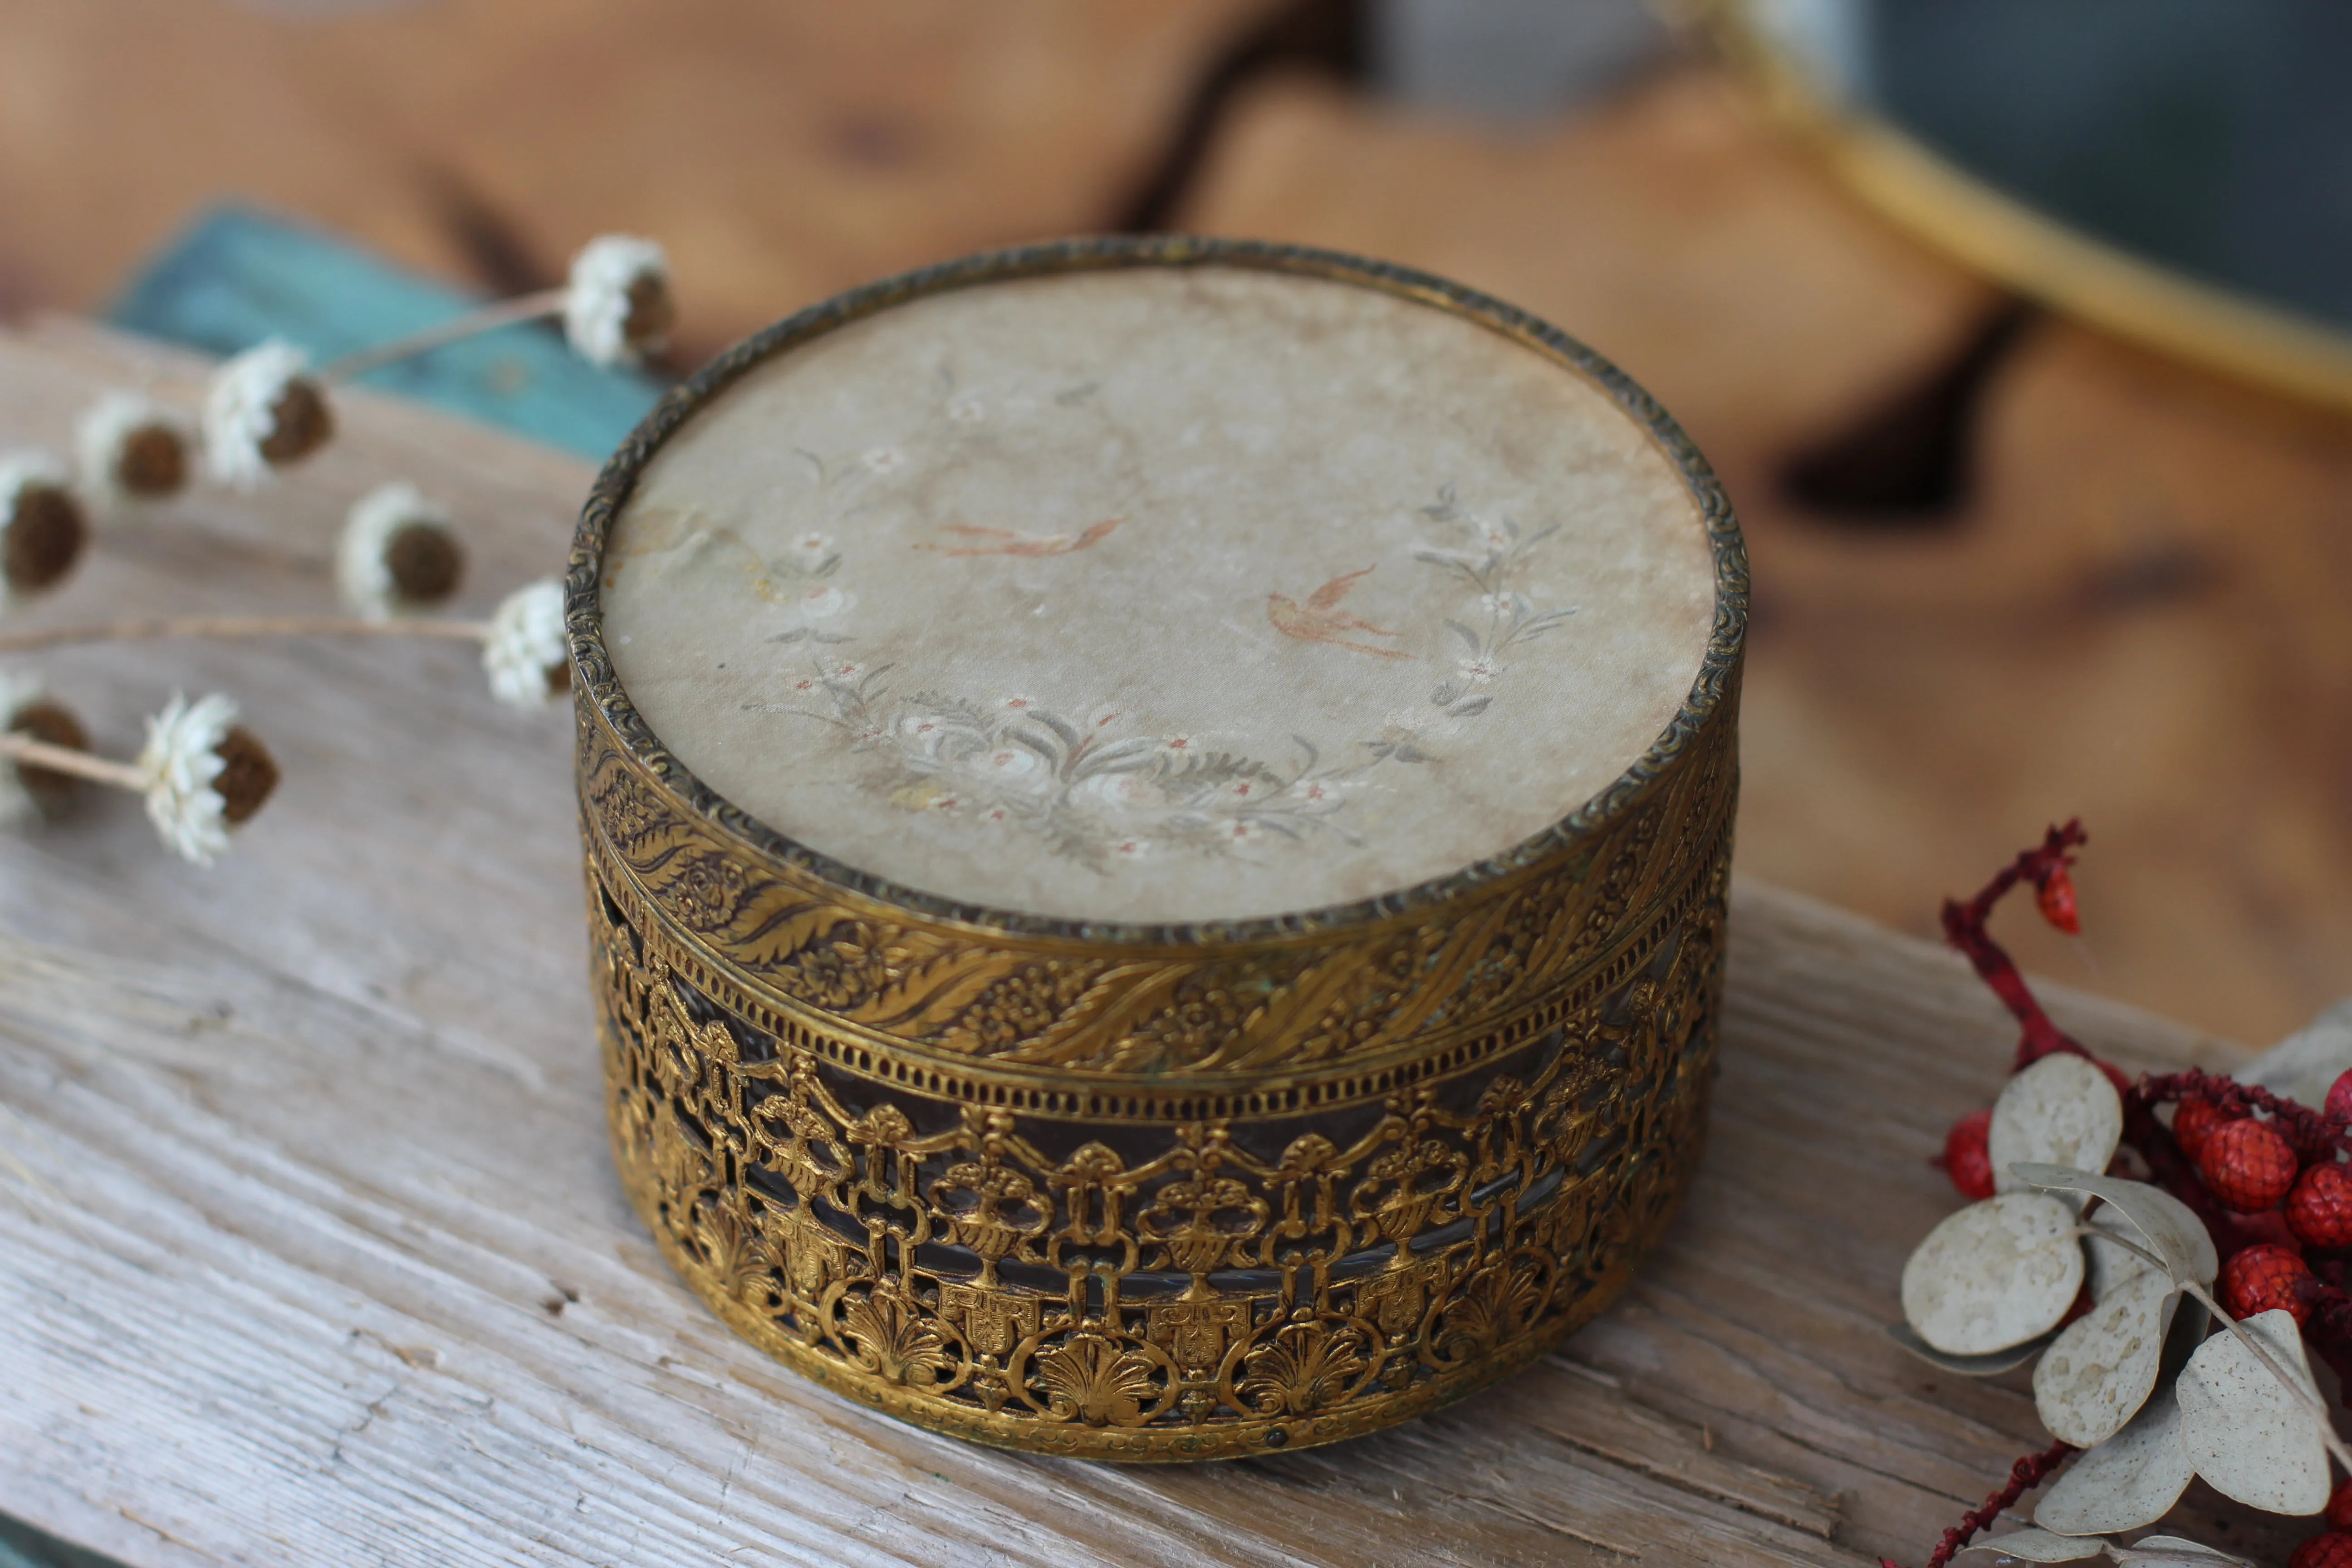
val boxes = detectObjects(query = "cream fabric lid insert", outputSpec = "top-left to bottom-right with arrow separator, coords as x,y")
603,266 -> 1714,924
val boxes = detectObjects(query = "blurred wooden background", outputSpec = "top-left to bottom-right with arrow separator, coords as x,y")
0,0 -> 2348,1046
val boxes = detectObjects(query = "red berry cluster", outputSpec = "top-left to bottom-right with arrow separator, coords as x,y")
1901,826 -> 2352,1568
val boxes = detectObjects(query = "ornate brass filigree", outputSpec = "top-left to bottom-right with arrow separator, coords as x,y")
571,237 -> 1747,1460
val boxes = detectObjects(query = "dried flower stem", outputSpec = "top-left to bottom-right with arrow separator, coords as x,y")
0,615 -> 492,654
315,289 -> 568,384
1882,1438 -> 2075,1568
0,730 -> 144,792
1940,819 -> 2092,1068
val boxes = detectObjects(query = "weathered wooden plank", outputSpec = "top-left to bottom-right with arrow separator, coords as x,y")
0,324 -> 2266,1566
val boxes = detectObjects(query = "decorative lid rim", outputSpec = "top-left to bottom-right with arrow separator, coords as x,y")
568,234 -> 1748,946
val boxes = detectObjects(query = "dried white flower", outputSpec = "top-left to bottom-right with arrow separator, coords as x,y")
0,451 -> 89,608
75,392 -> 191,507
337,482 -> 465,619
564,236 -> 673,368
134,691 -> 277,866
483,579 -> 569,708
204,341 -> 334,489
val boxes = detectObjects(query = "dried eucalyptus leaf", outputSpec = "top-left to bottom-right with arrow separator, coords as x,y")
1903,1192 -> 2087,1355
2009,1166 -> 2220,1286
1890,1320 -> 2057,1376
1991,1056 -> 2124,1195
2034,1384 -> 2194,1536
2110,1537 -> 2257,1568
2176,1307 -> 2330,1515
2034,1270 -> 2177,1446
1957,1527 -> 2109,1562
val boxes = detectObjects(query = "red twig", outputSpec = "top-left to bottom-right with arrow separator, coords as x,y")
1939,820 -> 2089,1070
1883,1439 -> 2076,1568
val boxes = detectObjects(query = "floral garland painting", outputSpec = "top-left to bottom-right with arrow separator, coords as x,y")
739,455 -> 1579,873
765,671 -> 1428,871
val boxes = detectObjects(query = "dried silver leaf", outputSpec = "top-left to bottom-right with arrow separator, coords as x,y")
2110,1537 -> 2257,1568
1890,1320 -> 2057,1376
2008,1166 -> 2220,1286
1958,1527 -> 2109,1562
2034,1270 -> 2176,1446
1903,1192 -> 2087,1355
2176,1307 -> 2330,1515
2034,1384 -> 2193,1536
1991,1056 -> 2124,1196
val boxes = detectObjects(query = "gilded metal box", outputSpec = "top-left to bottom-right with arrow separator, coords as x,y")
568,236 -> 1746,1460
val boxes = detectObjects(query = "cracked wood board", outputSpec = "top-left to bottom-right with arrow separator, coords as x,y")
0,323 -> 2251,1566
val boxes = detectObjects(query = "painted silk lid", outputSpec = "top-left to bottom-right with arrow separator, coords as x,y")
598,258 -> 1716,925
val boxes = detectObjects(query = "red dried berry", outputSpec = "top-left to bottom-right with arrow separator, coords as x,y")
2199,1117 -> 2300,1211
2329,1069 -> 2352,1126
2292,1534 -> 2352,1568
2221,1243 -> 2313,1326
1943,1108 -> 1995,1201
2171,1094 -> 2232,1162
2329,1475 -> 2352,1532
2035,866 -> 2080,934
2289,1161 -> 2352,1249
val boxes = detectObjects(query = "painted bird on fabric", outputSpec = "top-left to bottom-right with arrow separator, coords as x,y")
1267,566 -> 1408,658
922,519 -> 1122,557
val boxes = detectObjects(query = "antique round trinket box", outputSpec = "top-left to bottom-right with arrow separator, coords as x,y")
572,236 -> 1745,1460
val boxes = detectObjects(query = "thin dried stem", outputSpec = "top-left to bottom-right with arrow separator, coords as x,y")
317,289 -> 568,383
0,731 -> 144,792
1941,819 -> 2090,1068
0,615 -> 491,654
1883,1437 -> 2076,1568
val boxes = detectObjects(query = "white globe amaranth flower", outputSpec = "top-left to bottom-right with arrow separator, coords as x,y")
563,236 -> 673,368
337,481 -> 466,619
483,578 -> 570,708
75,391 -> 191,508
0,451 -> 88,608
134,692 -> 244,866
204,340 -> 333,490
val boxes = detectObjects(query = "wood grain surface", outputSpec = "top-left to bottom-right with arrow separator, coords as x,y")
0,327 -> 2278,1564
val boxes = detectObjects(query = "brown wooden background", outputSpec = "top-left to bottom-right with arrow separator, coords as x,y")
2,0 -> 2348,1046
